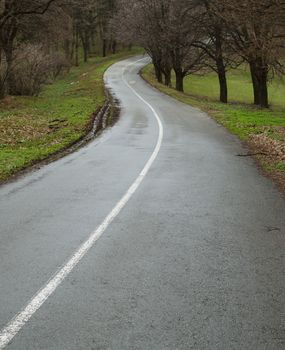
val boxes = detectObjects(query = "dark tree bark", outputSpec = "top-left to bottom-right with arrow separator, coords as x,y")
214,26 -> 228,103
0,17 -> 18,95
70,26 -> 76,62
257,67 -> 269,108
154,63 -> 163,83
152,55 -> 163,83
250,60 -> 269,108
90,30 -> 96,54
174,68 -> 184,92
164,68 -> 172,87
0,48 -> 5,98
216,57 -> 228,103
83,43 -> 88,62
63,39 -> 71,60
75,26 -> 79,66
112,40 -> 117,54
249,62 -> 260,105
81,30 -> 89,63
5,47 -> 14,94
0,0 -> 57,30
102,39 -> 107,57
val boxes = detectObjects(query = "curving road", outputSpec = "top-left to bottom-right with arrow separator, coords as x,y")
0,56 -> 285,349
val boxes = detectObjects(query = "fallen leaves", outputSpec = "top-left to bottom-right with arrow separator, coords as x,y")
0,114 -> 50,145
249,127 -> 285,194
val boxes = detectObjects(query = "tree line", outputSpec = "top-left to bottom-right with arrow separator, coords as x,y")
0,0 -> 118,98
116,0 -> 285,108
1,0 -> 284,108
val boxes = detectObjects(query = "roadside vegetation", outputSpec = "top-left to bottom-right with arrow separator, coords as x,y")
142,64 -> 285,192
116,0 -> 285,192
1,0 -> 284,188
0,49 -> 140,182
0,1 -> 140,182
117,0 -> 285,108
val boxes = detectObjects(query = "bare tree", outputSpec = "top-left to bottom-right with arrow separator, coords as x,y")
192,0 -> 240,103
215,0 -> 285,107
115,0 -> 169,83
69,0 -> 98,64
165,0 -> 206,92
116,0 -> 206,91
0,0 -> 59,96
97,0 -> 117,57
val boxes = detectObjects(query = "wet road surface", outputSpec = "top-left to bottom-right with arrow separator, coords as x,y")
0,56 -> 285,349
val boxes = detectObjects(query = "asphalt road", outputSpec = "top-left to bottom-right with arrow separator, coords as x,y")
0,56 -> 285,350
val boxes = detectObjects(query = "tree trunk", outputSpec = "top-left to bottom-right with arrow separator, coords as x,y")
90,30 -> 96,54
102,39 -> 107,57
174,69 -> 184,92
213,26 -> 228,103
112,41 -> 117,54
63,39 -> 70,60
5,46 -> 14,94
249,62 -> 260,105
83,43 -> 88,63
218,70 -> 227,103
216,59 -> 228,103
70,27 -> 76,61
250,61 -> 269,108
164,68 -> 171,87
0,82 -> 6,99
0,48 -> 6,99
80,30 -> 89,63
84,31 -> 89,62
75,27 -> 79,67
258,68 -> 269,108
154,63 -> 163,83
1,18 -> 18,95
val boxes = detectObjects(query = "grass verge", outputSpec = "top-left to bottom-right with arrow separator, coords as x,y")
141,64 -> 285,194
0,49 -> 141,183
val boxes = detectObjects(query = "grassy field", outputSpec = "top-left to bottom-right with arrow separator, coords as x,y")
0,49 -> 141,182
183,68 -> 285,109
142,65 -> 285,190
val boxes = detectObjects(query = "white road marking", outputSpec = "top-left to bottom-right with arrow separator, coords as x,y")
0,57 -> 163,349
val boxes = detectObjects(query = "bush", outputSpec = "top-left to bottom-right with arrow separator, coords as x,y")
10,44 -> 71,96
49,51 -> 71,79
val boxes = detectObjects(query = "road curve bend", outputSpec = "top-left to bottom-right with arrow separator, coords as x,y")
0,56 -> 284,350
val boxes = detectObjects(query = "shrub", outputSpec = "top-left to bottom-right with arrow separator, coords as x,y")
10,44 -> 70,96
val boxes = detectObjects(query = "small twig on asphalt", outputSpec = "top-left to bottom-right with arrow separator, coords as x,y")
236,152 -> 268,157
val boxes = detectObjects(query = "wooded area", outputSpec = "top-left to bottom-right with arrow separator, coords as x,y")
0,0 -> 284,108
0,0 -> 118,99
117,0 -> 285,108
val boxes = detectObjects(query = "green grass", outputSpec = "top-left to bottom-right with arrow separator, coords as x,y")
183,67 -> 285,110
141,64 -> 285,176
0,48 -> 142,182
